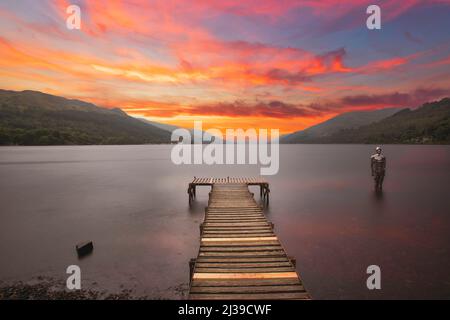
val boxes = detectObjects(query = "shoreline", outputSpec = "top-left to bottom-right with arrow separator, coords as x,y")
0,277 -> 188,300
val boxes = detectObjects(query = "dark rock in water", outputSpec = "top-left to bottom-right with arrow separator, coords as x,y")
76,241 -> 93,257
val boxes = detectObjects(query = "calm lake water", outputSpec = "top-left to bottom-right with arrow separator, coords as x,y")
0,145 -> 449,299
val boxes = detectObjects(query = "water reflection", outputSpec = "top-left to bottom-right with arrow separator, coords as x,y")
374,189 -> 384,201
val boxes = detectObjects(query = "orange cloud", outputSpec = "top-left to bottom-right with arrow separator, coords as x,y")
357,54 -> 420,74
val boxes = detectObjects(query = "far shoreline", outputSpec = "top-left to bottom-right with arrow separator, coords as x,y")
1,143 -> 450,147
0,277 -> 187,300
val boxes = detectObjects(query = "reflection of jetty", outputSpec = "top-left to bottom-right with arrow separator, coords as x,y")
187,178 -> 310,300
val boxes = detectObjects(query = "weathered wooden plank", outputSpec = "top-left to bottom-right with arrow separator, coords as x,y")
205,219 -> 266,222
206,214 -> 264,217
202,230 -> 274,234
201,237 -> 278,241
207,210 -> 263,213
190,284 -> 305,294
203,229 -> 273,234
202,234 -> 276,238
202,230 -> 274,235
189,292 -> 310,300
193,272 -> 299,280
195,267 -> 295,273
203,225 -> 272,230
201,236 -> 278,242
203,228 -> 271,231
207,207 -> 262,209
202,230 -> 273,235
200,246 -> 283,252
202,229 -> 273,233
204,222 -> 269,226
200,244 -> 282,249
207,213 -> 263,215
195,257 -> 290,263
206,216 -> 265,219
206,214 -> 265,217
206,205 -> 262,213
207,214 -> 264,216
201,242 -> 280,247
202,235 -> 275,239
202,237 -> 276,241
208,205 -> 260,208
191,278 -> 301,286
206,218 -> 267,222
195,262 -> 293,268
199,251 -> 286,257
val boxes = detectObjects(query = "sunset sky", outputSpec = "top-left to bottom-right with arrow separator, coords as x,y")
1,0 -> 450,133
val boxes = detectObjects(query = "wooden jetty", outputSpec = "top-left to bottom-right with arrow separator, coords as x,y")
188,177 -> 310,300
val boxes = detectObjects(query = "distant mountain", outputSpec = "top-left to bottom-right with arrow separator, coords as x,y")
282,108 -> 403,143
137,118 -> 222,143
137,118 -> 180,133
0,89 -> 171,145
311,98 -> 450,144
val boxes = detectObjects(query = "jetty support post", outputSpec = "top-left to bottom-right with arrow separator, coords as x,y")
288,256 -> 297,268
188,183 -> 193,205
189,258 -> 196,284
199,222 -> 204,236
261,183 -> 270,207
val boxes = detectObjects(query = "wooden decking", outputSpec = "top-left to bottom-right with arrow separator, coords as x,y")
188,176 -> 270,206
188,178 -> 310,300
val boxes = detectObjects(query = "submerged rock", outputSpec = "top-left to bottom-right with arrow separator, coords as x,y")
76,241 -> 93,257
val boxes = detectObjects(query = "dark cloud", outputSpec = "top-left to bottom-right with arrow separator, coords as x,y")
319,47 -> 347,60
404,31 -> 423,44
259,47 -> 350,84
341,88 -> 449,107
187,100 -> 323,118
264,68 -> 312,84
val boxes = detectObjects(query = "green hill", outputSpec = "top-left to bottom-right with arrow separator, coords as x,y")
0,89 -> 171,145
288,98 -> 450,144
281,108 -> 402,143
